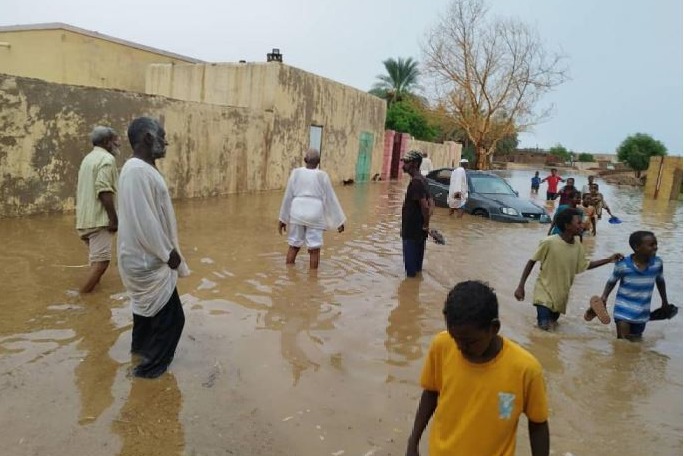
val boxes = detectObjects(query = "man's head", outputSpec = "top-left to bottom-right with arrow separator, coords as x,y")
401,150 -> 422,174
629,231 -> 658,257
590,183 -> 599,193
421,151 -> 428,158
304,148 -> 321,168
459,158 -> 469,169
566,177 -> 575,188
582,193 -> 592,207
443,281 -> 500,361
534,171 -> 539,176
551,168 -> 558,175
571,190 -> 582,206
127,117 -> 167,160
555,207 -> 582,236
588,175 -> 595,184
90,126 -> 120,156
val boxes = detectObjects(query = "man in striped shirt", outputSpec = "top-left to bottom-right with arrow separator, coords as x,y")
596,231 -> 670,340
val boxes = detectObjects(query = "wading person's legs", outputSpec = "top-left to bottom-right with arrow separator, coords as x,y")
81,229 -> 114,293
403,239 -> 421,277
133,289 -> 185,379
286,224 -> 306,265
305,227 -> 324,270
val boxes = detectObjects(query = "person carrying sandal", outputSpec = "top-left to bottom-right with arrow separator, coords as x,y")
586,231 -> 672,341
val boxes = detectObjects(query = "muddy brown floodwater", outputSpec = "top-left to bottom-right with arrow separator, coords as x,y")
0,169 -> 681,456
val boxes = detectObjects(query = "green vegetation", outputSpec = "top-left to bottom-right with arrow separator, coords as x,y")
548,144 -> 572,163
385,100 -> 438,141
370,57 -> 421,105
577,152 -> 594,162
617,133 -> 667,177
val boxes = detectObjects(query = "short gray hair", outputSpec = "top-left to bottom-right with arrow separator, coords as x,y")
90,126 -> 118,147
305,148 -> 321,162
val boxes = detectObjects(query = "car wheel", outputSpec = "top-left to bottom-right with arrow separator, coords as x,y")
472,209 -> 489,218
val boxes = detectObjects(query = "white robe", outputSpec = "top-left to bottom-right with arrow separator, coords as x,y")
447,166 -> 468,209
117,158 -> 189,317
278,167 -> 346,230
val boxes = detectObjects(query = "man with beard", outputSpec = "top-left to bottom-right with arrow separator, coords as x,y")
117,117 -> 189,379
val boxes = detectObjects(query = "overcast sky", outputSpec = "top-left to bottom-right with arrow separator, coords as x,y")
2,0 -> 681,155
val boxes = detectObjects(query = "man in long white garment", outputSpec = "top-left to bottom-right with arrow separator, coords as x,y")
117,117 -> 189,379
448,158 -> 469,217
278,148 -> 346,269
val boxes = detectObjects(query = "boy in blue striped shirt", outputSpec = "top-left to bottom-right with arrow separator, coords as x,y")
591,231 -> 670,340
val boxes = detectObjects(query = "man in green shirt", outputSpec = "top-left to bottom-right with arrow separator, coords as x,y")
76,126 -> 121,293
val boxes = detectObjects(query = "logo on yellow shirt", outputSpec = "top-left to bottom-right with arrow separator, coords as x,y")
498,392 -> 515,419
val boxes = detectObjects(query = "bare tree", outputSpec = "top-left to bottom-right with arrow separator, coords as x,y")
423,0 -> 568,169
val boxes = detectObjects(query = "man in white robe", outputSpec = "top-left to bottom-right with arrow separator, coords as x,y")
278,148 -> 346,269
448,158 -> 469,217
419,151 -> 434,176
117,117 -> 189,379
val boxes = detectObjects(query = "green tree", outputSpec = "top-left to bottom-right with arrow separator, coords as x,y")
577,152 -> 594,162
549,144 -> 571,163
616,133 -> 667,177
385,100 -> 438,141
370,57 -> 421,105
494,133 -> 519,156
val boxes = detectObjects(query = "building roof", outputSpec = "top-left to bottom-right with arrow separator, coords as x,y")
0,23 -> 203,63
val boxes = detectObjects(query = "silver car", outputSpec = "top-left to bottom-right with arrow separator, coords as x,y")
425,168 -> 551,223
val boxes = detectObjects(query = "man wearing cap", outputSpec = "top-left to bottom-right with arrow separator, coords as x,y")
448,158 -> 469,217
401,150 -> 431,277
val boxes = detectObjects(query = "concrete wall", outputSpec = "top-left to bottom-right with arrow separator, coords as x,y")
0,28 -> 196,93
0,73 -> 282,217
644,156 -> 683,200
146,63 -> 387,184
406,139 -> 461,169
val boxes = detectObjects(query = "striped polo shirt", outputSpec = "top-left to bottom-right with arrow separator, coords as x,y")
610,255 -> 664,323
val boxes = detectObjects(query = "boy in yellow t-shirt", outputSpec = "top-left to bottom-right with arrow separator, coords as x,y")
406,281 -> 550,456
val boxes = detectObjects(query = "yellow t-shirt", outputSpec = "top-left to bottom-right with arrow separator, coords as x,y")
531,234 -> 590,313
76,147 -> 118,232
420,332 -> 548,456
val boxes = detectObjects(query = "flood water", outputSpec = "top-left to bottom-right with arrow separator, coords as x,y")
0,169 -> 681,456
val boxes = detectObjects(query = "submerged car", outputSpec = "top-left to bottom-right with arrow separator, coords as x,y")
425,168 -> 551,223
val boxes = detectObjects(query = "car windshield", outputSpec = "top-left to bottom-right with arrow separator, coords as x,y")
470,175 -> 516,194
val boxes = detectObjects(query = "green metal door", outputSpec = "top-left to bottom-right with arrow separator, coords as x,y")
355,132 -> 374,182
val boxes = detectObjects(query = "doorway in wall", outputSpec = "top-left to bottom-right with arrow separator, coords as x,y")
309,125 -> 323,157
355,132 -> 374,182
390,132 -> 403,179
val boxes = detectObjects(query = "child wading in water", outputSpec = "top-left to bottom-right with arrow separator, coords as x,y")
586,231 -> 672,340
407,281 -> 550,456
515,208 -> 623,330
531,171 -> 541,194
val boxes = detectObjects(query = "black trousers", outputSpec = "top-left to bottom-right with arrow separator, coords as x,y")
132,288 -> 185,379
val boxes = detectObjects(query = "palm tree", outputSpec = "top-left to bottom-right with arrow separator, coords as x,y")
370,57 -> 421,105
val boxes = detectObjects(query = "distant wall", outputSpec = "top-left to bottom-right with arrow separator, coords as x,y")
0,29 -> 196,92
644,156 -> 683,200
146,63 -> 387,184
406,139 -> 461,169
0,73 -> 282,217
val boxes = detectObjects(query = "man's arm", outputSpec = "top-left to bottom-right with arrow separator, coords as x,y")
588,253 -> 623,270
528,421 -> 550,456
420,197 -> 431,231
515,260 -> 536,301
98,191 -> 118,232
406,390 -> 438,456
656,275 -> 669,308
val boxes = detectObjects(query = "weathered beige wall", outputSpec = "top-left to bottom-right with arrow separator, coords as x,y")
644,156 -> 683,200
406,139 -> 462,169
146,63 -> 387,183
0,73 -> 284,217
0,28 -> 196,93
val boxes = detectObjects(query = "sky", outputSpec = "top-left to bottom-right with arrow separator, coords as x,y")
2,0 -> 681,155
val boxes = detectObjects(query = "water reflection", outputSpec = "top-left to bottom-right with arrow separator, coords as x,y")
263,270 -> 340,385
385,279 -> 425,368
74,295 -> 125,425
112,374 -> 184,456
